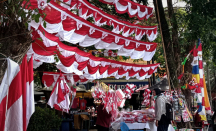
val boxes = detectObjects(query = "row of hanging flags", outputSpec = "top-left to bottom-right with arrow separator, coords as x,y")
0,56 -> 35,131
179,39 -> 213,121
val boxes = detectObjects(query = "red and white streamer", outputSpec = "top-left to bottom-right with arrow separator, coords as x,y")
27,30 -> 159,80
71,0 -> 157,41
99,0 -> 153,20
42,72 -> 93,86
27,1 -> 157,61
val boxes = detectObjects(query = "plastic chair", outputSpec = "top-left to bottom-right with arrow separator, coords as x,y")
120,122 -> 143,131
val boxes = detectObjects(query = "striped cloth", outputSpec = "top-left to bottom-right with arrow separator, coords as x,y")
191,41 -> 213,121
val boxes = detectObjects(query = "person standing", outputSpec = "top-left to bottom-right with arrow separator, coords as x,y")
153,88 -> 171,131
96,103 -> 112,131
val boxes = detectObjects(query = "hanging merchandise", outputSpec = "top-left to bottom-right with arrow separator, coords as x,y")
99,0 -> 153,20
70,0 -> 157,41
178,98 -> 185,110
48,73 -> 72,113
79,99 -> 87,110
123,84 -> 136,99
24,1 -> 158,61
142,89 -> 151,107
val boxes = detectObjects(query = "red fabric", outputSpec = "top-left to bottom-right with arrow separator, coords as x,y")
96,104 -> 112,128
79,99 -> 87,110
21,56 -> 28,131
57,82 -> 65,103
71,97 -> 78,108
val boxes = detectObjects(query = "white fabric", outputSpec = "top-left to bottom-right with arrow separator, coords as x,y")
147,31 -> 158,42
26,81 -> 35,127
58,46 -> 75,57
191,56 -> 198,66
0,59 -> 20,104
33,60 -> 43,69
75,54 -> 89,62
198,51 -> 202,60
117,48 -> 134,56
126,122 -> 150,130
79,36 -> 101,47
56,61 -> 83,75
199,69 -> 204,79
4,96 -> 23,131
115,1 -> 128,12
37,30 -> 58,47
128,2 -> 138,16
137,6 -> 148,18
146,122 -> 157,131
142,50 -> 156,61
41,22 -> 63,33
130,50 -> 145,59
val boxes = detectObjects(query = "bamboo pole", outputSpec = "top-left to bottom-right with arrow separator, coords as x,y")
155,0 -> 172,92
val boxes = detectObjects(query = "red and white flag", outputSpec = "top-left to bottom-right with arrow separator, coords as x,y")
48,74 -> 71,113
0,55 -> 35,131
26,56 -> 35,128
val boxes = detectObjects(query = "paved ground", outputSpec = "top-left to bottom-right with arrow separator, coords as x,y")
89,129 -> 97,131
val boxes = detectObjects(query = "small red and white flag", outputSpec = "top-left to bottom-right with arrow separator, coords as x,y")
48,73 -> 71,113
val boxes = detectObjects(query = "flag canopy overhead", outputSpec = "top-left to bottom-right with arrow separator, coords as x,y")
27,1 -> 157,61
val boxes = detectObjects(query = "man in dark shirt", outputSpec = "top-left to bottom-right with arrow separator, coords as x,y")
96,103 -> 112,131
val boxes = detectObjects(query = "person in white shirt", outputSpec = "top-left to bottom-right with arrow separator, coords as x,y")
153,88 -> 171,131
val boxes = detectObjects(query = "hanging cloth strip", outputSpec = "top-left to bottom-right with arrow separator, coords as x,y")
23,1 -> 158,61
27,33 -> 159,80
70,0 -> 157,41
99,0 -> 153,20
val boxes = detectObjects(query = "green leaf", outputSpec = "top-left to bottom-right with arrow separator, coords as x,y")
8,0 -> 11,4
12,6 -> 15,13
35,14 -> 40,23
37,38 -> 43,41
43,21 -> 46,28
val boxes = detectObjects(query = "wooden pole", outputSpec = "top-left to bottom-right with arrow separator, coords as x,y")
155,0 -> 172,92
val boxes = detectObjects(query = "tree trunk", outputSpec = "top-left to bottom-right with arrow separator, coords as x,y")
0,22 -> 32,83
167,0 -> 181,77
153,0 -> 178,88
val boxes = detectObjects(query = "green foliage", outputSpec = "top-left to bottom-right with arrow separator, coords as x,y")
27,107 -> 62,131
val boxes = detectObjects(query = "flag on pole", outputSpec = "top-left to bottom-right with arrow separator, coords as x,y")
0,58 -> 23,131
26,56 -> 35,129
0,55 -> 35,131
197,43 -> 213,116
191,40 -> 213,121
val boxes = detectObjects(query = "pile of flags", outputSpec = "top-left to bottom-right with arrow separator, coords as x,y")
0,55 -> 35,131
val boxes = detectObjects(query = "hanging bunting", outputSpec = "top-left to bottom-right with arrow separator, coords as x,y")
42,72 -> 93,86
26,1 -> 158,61
71,0 -> 157,41
27,36 -> 159,80
99,0 -> 153,20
